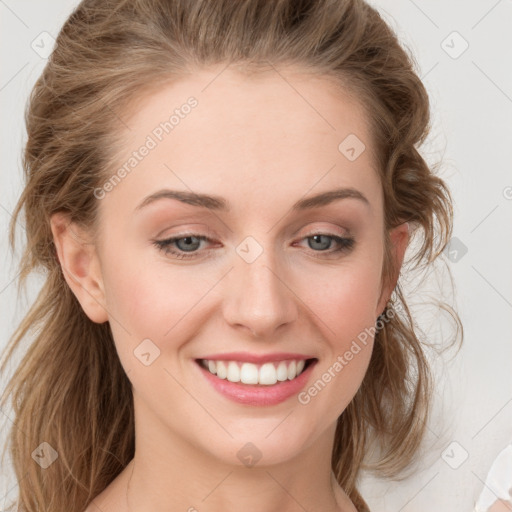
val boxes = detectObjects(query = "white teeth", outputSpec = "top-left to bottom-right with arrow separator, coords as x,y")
201,358 -> 309,385
259,363 -> 277,386
240,363 -> 259,384
216,361 -> 227,379
276,361 -> 288,381
287,360 -> 296,380
227,361 -> 241,382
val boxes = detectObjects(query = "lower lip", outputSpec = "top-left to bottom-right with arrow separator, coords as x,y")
196,360 -> 317,406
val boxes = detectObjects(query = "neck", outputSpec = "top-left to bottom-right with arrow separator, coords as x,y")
125,406 -> 357,512
126,459 -> 355,512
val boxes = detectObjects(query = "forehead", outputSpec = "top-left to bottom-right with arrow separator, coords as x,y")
103,66 -> 382,218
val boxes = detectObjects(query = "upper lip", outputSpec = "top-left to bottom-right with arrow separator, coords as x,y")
196,352 -> 315,364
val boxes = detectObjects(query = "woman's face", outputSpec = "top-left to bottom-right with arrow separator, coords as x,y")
74,66 -> 406,467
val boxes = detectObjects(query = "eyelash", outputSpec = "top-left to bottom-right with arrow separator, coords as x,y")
153,232 -> 355,260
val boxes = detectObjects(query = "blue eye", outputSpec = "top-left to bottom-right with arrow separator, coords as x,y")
303,234 -> 354,253
153,232 -> 355,260
153,234 -> 211,259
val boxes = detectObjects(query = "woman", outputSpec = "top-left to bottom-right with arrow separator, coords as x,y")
0,0 -> 461,510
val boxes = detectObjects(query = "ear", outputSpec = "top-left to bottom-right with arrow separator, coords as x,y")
376,222 -> 409,317
50,212 -> 108,324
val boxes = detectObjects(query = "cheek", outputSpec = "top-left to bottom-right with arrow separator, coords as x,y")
295,258 -> 383,407
302,257 -> 383,340
104,269 -> 207,331
294,292 -> 380,432
100,224 -> 384,373
99,241 -> 216,368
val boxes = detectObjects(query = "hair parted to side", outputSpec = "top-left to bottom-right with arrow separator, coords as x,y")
0,1 -> 462,511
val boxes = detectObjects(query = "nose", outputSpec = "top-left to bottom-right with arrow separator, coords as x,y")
222,247 -> 299,339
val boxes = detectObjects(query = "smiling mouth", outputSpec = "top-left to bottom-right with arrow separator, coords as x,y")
196,358 -> 317,386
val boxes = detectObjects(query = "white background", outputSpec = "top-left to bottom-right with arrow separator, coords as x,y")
1,1 -> 511,510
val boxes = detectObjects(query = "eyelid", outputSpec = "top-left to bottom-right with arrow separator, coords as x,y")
153,223 -> 217,240
300,226 -> 350,238
153,229 -> 355,261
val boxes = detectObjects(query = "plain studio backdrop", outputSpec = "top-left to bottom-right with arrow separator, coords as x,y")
1,1 -> 511,510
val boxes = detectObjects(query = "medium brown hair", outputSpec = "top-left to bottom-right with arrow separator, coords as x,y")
1,1 -> 461,510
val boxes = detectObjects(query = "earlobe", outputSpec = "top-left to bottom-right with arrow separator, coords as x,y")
50,212 -> 109,324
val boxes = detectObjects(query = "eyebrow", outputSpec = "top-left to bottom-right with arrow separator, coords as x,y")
135,187 -> 370,212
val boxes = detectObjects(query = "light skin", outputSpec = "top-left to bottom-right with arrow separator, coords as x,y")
489,500 -> 512,512
51,65 -> 409,512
